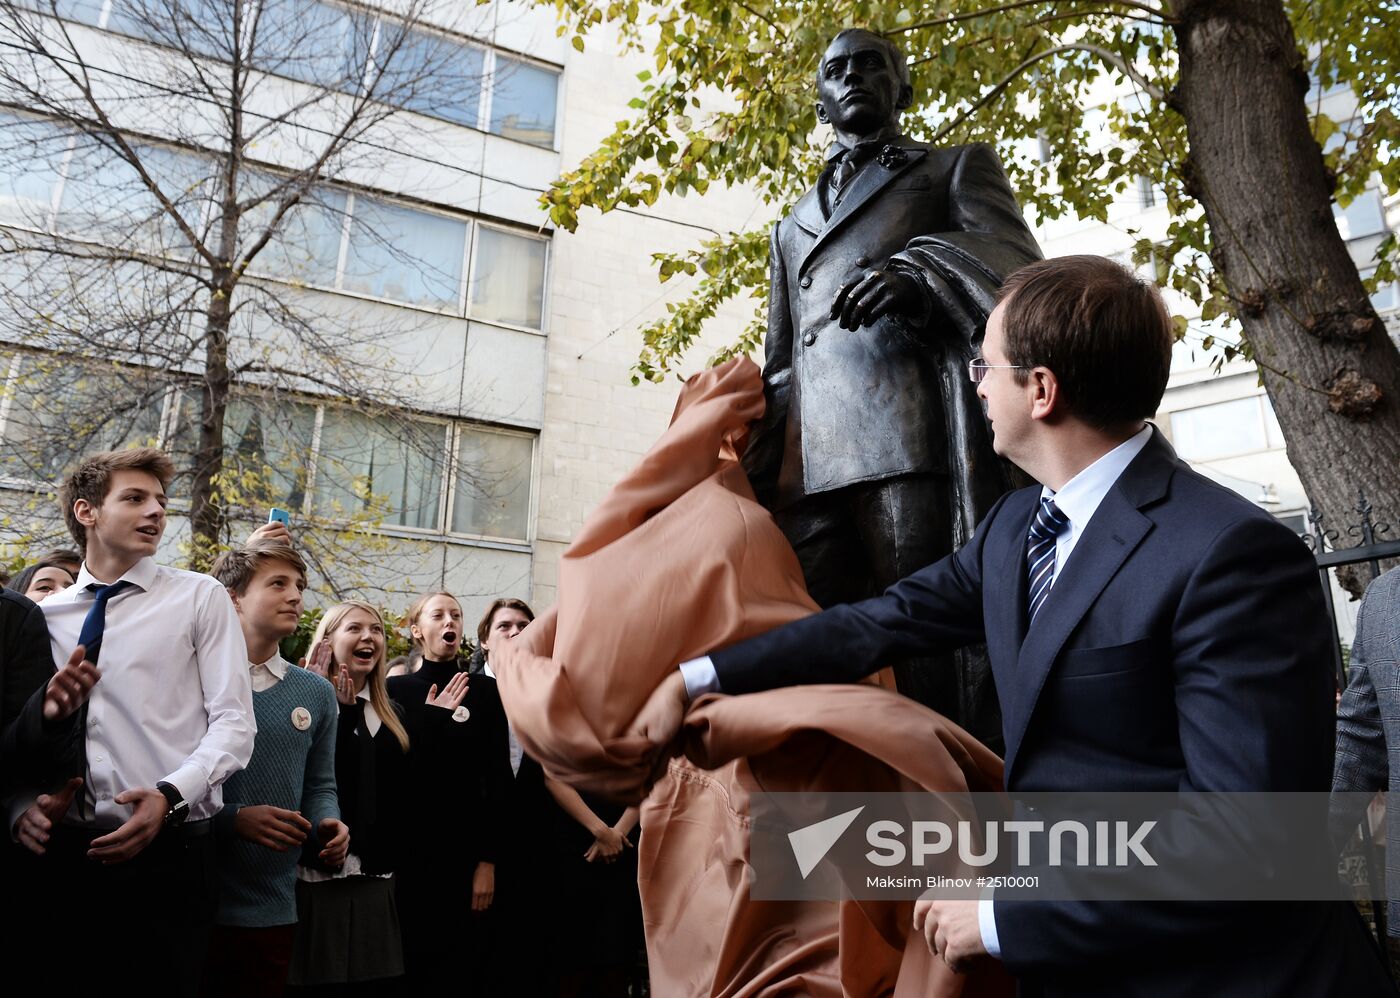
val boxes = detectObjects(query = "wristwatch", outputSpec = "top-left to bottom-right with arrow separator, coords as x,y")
155,781 -> 189,827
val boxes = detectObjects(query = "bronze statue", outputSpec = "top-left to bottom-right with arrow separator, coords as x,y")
743,28 -> 1044,748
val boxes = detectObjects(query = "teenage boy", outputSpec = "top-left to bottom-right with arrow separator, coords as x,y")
11,447 -> 254,993
207,539 -> 346,997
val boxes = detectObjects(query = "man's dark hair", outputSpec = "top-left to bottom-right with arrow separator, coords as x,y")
997,255 -> 1173,429
825,28 -> 911,90
59,447 -> 175,552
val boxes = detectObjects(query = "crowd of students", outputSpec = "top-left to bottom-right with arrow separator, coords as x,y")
0,446 -> 643,997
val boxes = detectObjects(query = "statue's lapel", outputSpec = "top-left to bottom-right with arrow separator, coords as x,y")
800,146 -> 927,276
789,185 -> 825,237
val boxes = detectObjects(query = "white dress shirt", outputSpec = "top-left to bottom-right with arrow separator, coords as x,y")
679,425 -> 1155,958
249,653 -> 288,693
40,557 -> 254,827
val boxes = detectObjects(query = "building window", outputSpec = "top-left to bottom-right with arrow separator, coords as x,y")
376,27 -> 486,128
470,225 -> 547,329
1168,395 -> 1282,461
0,354 -> 165,483
1136,175 -> 1158,210
0,111 -> 549,323
313,408 -> 446,530
1334,189 -> 1386,242
0,354 -> 536,542
489,55 -> 558,148
341,195 -> 468,309
451,427 -> 533,540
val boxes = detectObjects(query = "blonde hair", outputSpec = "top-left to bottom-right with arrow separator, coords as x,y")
405,590 -> 461,649
311,600 -> 410,753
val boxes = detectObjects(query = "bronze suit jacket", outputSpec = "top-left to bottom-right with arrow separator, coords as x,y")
747,139 -> 1042,539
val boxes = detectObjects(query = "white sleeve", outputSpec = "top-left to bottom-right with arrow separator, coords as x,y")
679,656 -> 722,700
979,888 -> 1001,958
160,583 -> 255,806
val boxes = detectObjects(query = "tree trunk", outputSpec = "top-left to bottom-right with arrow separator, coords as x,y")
189,275 -> 232,572
1174,0 -> 1400,590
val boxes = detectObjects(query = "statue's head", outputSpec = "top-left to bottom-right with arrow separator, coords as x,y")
815,29 -> 913,138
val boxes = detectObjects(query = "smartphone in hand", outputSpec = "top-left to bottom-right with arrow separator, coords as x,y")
268,507 -> 291,526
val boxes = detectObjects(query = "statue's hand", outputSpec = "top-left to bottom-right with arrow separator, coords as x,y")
830,268 -> 924,330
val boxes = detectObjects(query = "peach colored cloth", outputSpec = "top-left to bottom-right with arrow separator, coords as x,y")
495,357 -> 1011,998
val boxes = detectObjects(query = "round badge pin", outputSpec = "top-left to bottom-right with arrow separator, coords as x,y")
452,705 -> 471,723
291,706 -> 312,731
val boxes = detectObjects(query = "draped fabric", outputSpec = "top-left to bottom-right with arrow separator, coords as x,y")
494,356 -> 1011,998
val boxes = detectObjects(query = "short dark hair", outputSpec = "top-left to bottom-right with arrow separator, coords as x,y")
824,29 -> 911,90
997,255 -> 1173,429
210,540 -> 307,596
59,447 -> 175,552
476,597 -> 534,648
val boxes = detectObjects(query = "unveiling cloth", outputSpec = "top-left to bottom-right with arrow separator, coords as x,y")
494,356 -> 1011,997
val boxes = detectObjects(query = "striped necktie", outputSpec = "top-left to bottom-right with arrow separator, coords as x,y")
1026,498 -> 1071,622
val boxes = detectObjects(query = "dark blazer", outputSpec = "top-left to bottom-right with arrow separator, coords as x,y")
714,429 -> 1393,996
1,588 -> 80,795
747,138 -> 1042,513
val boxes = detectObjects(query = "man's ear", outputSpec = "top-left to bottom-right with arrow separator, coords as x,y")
73,498 -> 97,529
815,100 -> 829,124
895,83 -> 914,111
226,587 -> 242,611
1030,367 -> 1061,421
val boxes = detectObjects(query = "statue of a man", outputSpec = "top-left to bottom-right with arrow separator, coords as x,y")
743,28 -> 1043,747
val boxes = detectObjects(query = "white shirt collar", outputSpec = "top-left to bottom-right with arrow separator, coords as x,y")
250,654 -> 289,680
73,556 -> 158,593
1040,424 -> 1154,529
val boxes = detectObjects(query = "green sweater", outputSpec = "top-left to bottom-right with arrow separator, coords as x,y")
215,663 -> 340,927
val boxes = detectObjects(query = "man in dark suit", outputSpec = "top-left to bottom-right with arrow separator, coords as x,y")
743,28 -> 1041,738
636,255 -> 1393,995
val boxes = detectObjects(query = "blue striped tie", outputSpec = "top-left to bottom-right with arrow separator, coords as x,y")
1026,498 -> 1070,622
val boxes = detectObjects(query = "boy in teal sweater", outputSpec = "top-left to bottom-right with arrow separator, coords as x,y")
205,537 -> 348,997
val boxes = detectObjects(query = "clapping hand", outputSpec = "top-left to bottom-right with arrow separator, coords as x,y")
43,644 -> 100,721
14,777 -> 82,855
426,671 -> 470,711
304,639 -> 332,679
332,665 -> 357,706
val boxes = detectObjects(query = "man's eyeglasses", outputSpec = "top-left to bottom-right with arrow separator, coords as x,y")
967,358 -> 1028,384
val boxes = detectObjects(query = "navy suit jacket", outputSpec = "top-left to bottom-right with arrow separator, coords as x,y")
713,429 -> 1392,996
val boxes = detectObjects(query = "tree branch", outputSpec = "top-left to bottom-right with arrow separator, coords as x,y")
895,0 -> 1173,33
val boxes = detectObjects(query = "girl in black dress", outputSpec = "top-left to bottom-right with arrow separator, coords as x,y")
386,592 -> 511,993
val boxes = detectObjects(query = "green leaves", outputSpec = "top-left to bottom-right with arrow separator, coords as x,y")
538,0 -> 1390,374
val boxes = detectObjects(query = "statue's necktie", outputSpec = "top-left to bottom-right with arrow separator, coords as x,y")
1026,498 -> 1071,622
76,580 -> 133,664
831,144 -> 879,204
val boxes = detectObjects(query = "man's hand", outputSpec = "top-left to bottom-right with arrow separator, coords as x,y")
471,861 -> 495,911
317,818 -> 350,867
426,671 -> 470,711
14,777 -> 81,855
627,669 -> 688,754
43,645 -> 100,722
247,521 -> 293,547
87,787 -> 167,864
234,805 -> 312,852
831,269 -> 923,330
913,897 -> 987,973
